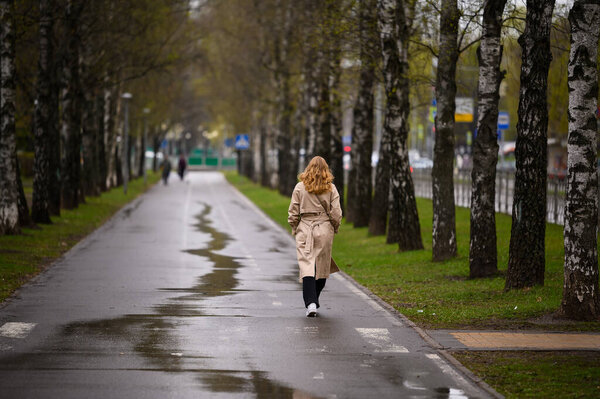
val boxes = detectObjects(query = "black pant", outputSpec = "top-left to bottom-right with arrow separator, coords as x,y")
303,276 -> 326,308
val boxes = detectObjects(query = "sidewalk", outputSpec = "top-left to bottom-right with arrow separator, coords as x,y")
429,330 -> 600,351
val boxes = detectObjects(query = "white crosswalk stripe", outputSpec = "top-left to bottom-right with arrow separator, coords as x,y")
0,322 -> 37,339
356,328 -> 409,353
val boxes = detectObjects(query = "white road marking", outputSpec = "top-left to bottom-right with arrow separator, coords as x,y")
0,322 -> 36,339
286,326 -> 319,335
272,301 -> 282,306
313,372 -> 325,380
425,354 -> 471,394
356,328 -> 409,353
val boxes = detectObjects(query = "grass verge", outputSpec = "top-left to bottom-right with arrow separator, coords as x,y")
452,351 -> 600,398
224,172 -> 599,331
0,173 -> 160,303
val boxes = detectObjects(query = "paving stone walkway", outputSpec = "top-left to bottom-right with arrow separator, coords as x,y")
428,330 -> 600,351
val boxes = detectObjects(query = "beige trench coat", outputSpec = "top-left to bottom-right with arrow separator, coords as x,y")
287,182 -> 343,282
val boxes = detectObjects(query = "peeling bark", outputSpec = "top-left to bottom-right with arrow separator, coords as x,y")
560,0 -> 600,320
0,0 -> 19,234
432,0 -> 459,260
506,0 -> 555,289
469,0 -> 507,278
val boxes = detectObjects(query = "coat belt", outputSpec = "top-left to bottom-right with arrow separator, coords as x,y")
299,217 -> 329,255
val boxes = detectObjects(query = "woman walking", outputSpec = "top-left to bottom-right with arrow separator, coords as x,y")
288,156 -> 342,317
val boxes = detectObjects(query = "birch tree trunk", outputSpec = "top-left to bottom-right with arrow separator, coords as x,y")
16,160 -> 31,227
432,0 -> 459,260
351,0 -> 376,228
259,119 -> 269,187
315,68 -> 331,161
82,85 -> 99,197
329,53 -> 345,215
275,0 -> 294,196
469,0 -> 507,278
378,0 -> 423,249
48,51 -> 61,216
505,0 -> 555,289
368,118 -> 391,236
105,83 -> 120,188
61,0 -> 83,209
32,0 -> 54,224
96,93 -> 107,192
0,0 -> 19,235
560,0 -> 600,320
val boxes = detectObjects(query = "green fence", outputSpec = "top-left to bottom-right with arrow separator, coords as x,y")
187,148 -> 236,168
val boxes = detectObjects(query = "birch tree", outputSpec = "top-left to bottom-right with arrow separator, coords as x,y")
469,0 -> 507,278
60,0 -> 84,209
560,0 -> 600,320
351,0 -> 377,228
0,0 -> 20,235
32,0 -> 55,224
505,0 -> 555,289
432,0 -> 459,260
377,0 -> 423,249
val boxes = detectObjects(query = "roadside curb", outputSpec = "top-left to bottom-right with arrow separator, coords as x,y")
335,271 -> 505,399
226,176 -> 505,399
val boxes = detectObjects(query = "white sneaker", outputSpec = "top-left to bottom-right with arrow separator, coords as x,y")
306,303 -> 317,317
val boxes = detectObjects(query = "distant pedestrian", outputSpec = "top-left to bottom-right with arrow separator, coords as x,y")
177,154 -> 187,181
288,156 -> 342,317
161,156 -> 171,185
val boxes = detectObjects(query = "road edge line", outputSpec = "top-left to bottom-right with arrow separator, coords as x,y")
225,174 -> 505,399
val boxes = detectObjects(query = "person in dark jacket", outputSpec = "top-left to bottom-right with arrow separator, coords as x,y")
161,155 -> 171,185
177,155 -> 187,181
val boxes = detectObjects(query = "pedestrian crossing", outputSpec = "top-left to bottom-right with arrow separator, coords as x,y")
0,321 -> 418,358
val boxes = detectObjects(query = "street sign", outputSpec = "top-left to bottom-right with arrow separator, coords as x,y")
498,111 -> 510,130
235,134 -> 250,150
224,138 -> 234,148
455,97 -> 474,122
342,135 -> 352,145
161,139 -> 168,149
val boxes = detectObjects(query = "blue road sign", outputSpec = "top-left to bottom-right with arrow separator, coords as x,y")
161,139 -> 168,149
235,134 -> 250,150
342,135 -> 352,146
224,138 -> 234,148
498,111 -> 510,130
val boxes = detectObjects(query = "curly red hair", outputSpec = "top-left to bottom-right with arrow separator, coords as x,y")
299,156 -> 334,194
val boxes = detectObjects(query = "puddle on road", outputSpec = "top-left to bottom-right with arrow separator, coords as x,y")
6,202 -> 306,396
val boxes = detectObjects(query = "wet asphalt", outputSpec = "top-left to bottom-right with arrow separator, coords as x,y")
0,172 -> 490,399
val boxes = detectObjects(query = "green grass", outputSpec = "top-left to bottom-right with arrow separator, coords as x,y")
453,351 -> 600,398
0,173 -> 160,303
225,171 -> 600,331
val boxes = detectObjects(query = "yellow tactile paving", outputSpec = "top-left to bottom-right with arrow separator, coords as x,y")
450,332 -> 600,349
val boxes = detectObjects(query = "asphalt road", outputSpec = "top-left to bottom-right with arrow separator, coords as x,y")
0,172 -> 490,398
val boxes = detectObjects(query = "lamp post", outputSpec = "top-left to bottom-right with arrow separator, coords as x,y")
143,108 -> 150,185
121,92 -> 132,194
